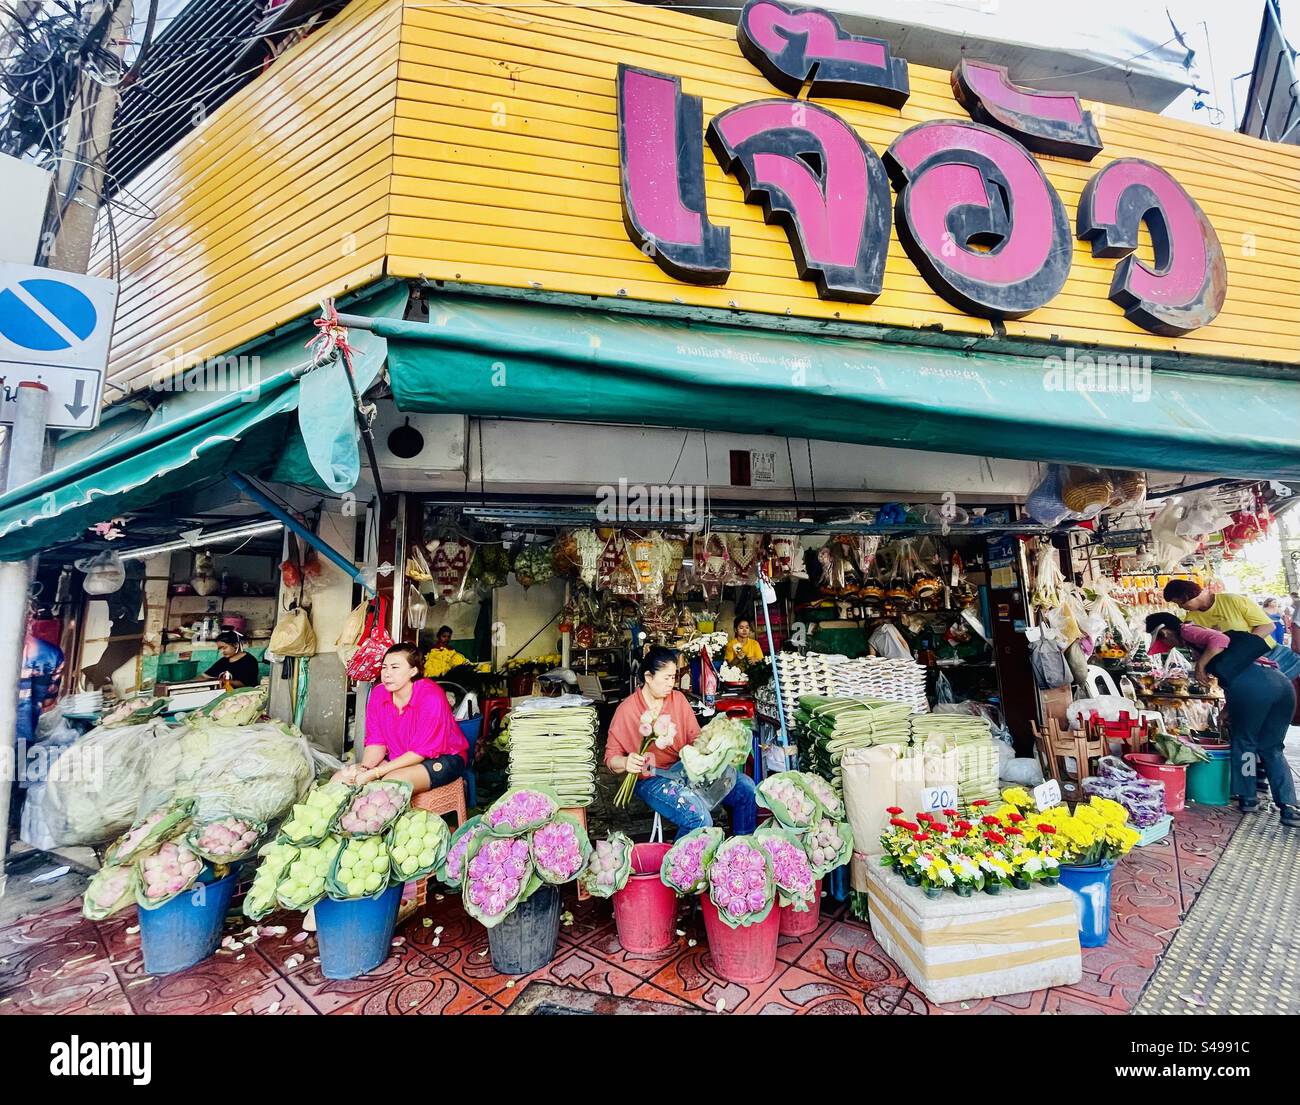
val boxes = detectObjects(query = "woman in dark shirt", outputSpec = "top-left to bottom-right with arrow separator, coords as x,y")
204,631 -> 261,688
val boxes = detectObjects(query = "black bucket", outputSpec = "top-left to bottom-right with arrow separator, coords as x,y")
488,884 -> 562,975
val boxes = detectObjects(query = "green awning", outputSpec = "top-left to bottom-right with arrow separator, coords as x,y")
382,296 -> 1300,480
0,284 -> 403,560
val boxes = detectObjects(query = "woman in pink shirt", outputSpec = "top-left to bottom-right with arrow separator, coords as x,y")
333,644 -> 468,794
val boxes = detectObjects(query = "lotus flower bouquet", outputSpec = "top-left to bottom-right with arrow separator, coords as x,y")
187,815 -> 265,864
463,835 -> 534,927
328,835 -> 392,899
388,808 -> 451,882
659,827 -> 724,894
530,814 -> 591,884
105,799 -> 194,866
578,832 -> 634,898
335,781 -> 410,837
243,841 -> 298,920
83,864 -> 138,921
756,772 -> 820,830
280,782 -> 354,846
755,826 -> 817,911
136,840 -> 205,908
485,787 -> 559,835
276,836 -> 344,910
440,816 -> 490,890
706,836 -> 776,928
679,715 -> 752,786
797,772 -> 844,819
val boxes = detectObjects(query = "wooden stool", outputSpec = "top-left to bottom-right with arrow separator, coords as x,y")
402,782 -> 469,917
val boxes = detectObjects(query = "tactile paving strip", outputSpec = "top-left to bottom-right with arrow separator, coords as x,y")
1136,811 -> 1300,1015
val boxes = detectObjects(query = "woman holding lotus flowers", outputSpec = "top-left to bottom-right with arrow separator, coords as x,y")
605,647 -> 757,834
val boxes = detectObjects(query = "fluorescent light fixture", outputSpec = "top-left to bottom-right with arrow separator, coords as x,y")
117,520 -> 284,561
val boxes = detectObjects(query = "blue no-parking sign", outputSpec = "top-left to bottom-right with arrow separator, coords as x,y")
0,261 -> 118,430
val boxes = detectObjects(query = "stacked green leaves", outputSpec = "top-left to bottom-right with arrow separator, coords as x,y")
505,704 -> 599,808
794,696 -> 913,793
910,715 -> 999,803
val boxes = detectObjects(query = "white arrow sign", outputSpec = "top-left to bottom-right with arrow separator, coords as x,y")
0,261 -> 118,430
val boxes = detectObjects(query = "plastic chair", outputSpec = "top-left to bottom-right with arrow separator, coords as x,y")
411,778 -> 467,826
1084,664 -> 1121,698
457,716 -> 481,808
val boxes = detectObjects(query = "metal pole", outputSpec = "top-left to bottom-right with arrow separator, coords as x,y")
0,383 -> 51,896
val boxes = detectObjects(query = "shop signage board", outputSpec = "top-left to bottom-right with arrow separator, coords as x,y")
0,262 -> 117,430
616,1 -> 1227,334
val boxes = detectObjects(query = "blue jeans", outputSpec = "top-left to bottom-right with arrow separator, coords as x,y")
634,763 -> 757,835
1268,644 -> 1300,680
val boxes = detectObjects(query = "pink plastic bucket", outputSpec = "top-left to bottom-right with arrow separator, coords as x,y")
777,879 -> 823,937
612,843 -> 677,955
701,896 -> 780,984
1125,753 -> 1187,813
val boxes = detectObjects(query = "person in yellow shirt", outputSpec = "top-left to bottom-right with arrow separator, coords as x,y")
725,617 -> 765,667
1163,581 -> 1300,679
424,624 -> 472,678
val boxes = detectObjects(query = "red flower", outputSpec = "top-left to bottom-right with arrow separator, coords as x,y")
942,808 -> 959,818
886,806 -> 904,816
1005,826 -> 1024,836
1008,812 -> 1026,823
971,800 -> 990,808
916,812 -> 934,823
898,820 -> 919,832
1038,824 -> 1057,835
985,831 -> 1007,845
914,832 -> 931,842
889,817 -> 907,828
956,820 -> 973,832
980,815 -> 1000,826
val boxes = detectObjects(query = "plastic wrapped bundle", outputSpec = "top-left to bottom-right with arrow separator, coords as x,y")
42,720 -> 177,846
794,696 -> 913,793
137,720 -> 338,826
1082,773 -> 1166,828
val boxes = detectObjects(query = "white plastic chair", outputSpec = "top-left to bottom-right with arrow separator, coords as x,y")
1084,664 -> 1121,698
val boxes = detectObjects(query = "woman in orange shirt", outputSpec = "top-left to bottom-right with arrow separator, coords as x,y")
604,647 -> 756,834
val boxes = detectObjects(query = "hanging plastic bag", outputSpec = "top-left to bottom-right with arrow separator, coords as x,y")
345,596 -> 393,683
270,605 -> 317,657
75,550 -> 126,596
1024,465 -> 1073,527
1029,636 -> 1071,689
406,583 -> 429,632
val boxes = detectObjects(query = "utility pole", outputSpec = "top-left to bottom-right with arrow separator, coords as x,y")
0,0 -> 134,896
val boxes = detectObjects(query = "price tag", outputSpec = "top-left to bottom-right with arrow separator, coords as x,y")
1033,779 -> 1062,811
919,784 -> 958,815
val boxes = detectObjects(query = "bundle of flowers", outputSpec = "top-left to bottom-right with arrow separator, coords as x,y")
804,815 -> 853,879
485,787 -> 559,836
530,813 -> 591,884
1032,796 -> 1140,866
334,781 -> 410,837
463,835 -> 535,928
756,772 -> 820,830
186,815 -> 265,865
83,864 -> 138,921
439,816 -> 489,889
104,799 -> 194,866
755,825 -> 817,911
276,836 -> 344,911
242,841 -> 298,920
279,782 -> 354,846
681,632 -> 727,657
798,772 -> 844,819
136,840 -> 205,909
707,836 -> 776,928
679,715 -> 752,786
578,833 -> 634,898
659,827 -> 724,895
388,808 -> 451,882
327,835 -> 392,899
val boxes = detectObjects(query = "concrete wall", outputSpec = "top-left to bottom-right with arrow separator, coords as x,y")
492,577 -> 567,667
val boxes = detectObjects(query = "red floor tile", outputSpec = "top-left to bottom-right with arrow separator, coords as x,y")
794,920 -> 912,992
331,971 -> 500,1016
894,985 -> 1047,1016
628,981 -> 698,1010
746,964 -> 902,1015
1042,988 -> 1127,1015
494,944 -> 648,1009
210,977 -> 320,1016
282,945 -> 446,1014
646,942 -> 779,1013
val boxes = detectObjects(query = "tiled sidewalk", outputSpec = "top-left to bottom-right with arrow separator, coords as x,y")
0,804 -> 1240,1016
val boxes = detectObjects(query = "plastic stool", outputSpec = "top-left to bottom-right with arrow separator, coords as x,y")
406,783 -> 467,914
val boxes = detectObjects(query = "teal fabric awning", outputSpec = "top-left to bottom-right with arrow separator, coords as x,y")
380,296 -> 1300,480
0,284 -> 402,560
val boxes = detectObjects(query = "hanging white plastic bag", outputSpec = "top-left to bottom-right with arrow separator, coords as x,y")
75,550 -> 126,595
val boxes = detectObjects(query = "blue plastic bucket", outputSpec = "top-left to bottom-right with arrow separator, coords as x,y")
314,884 -> 404,980
488,884 -> 561,975
138,869 -> 240,975
1056,860 -> 1116,948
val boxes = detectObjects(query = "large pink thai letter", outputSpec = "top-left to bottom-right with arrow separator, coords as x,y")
1077,158 -> 1227,336
951,60 -> 1103,161
707,100 -> 890,303
617,65 -> 730,285
737,0 -> 909,106
884,120 -> 1072,319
